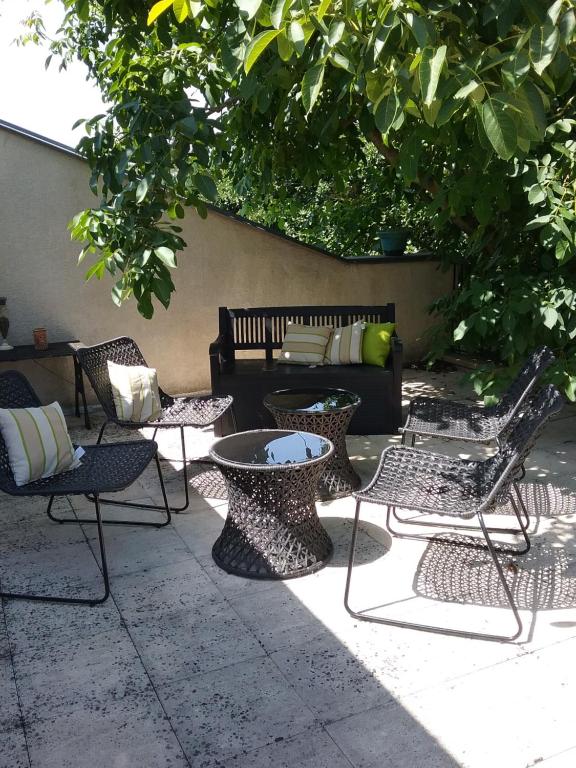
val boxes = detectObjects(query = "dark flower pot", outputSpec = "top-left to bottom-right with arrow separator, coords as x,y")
378,229 -> 409,257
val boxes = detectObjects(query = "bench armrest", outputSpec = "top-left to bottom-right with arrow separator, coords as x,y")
209,333 -> 235,381
390,334 -> 403,429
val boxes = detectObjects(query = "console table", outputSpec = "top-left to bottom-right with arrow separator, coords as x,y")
0,341 -> 91,429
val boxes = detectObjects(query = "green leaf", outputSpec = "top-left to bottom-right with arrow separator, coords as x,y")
404,12 -> 431,48
301,63 -> 325,114
173,0 -> 190,21
454,80 -> 481,100
374,91 -> 400,135
194,173 -> 217,201
501,51 -> 530,88
328,20 -> 345,46
277,31 -> 293,61
270,0 -> 291,29
560,10 -> 576,43
135,178 -> 149,203
244,30 -> 280,73
530,22 -> 560,76
235,0 -> 263,20
317,0 -> 331,21
453,319 -> 470,342
147,0 -> 173,25
419,45 -> 446,107
155,247 -> 177,269
288,22 -> 305,56
542,306 -> 559,329
481,98 -> 517,160
527,184 -> 546,204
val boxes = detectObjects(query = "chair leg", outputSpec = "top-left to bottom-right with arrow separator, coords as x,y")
344,501 -> 523,642
51,457 -> 172,528
512,481 -> 530,530
390,496 -> 530,543
0,496 -> 110,605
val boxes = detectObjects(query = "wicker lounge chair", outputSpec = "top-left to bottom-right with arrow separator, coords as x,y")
0,370 -> 170,605
400,346 -> 555,446
345,384 -> 563,641
77,337 -> 235,514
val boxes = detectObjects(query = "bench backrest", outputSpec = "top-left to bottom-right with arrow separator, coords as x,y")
219,305 -> 395,363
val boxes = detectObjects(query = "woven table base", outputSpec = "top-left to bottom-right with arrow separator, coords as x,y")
212,462 -> 333,579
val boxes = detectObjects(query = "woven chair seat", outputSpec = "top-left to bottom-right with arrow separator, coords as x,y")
355,446 -> 496,519
131,394 -> 233,429
1,441 -> 157,497
403,397 -> 504,442
401,347 -> 554,445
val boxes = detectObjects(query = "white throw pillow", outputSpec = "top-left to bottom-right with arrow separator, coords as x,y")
324,321 -> 366,365
278,323 -> 332,366
0,402 -> 84,487
107,361 -> 162,423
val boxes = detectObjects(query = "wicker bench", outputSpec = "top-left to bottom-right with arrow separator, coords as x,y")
210,305 -> 402,436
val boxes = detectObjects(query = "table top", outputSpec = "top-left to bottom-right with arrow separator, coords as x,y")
263,388 -> 361,414
0,340 -> 83,362
210,429 -> 333,469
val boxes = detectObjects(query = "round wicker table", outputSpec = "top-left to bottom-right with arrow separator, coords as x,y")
263,388 -> 362,500
210,429 -> 334,579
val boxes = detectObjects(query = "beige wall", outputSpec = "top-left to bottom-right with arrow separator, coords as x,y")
0,127 -> 451,407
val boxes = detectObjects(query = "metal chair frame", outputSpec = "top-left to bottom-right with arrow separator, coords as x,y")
345,385 -> 564,642
77,337 -> 236,515
0,371 -> 170,606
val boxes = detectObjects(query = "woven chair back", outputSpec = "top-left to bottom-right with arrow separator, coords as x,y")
497,346 -> 555,419
76,337 -> 149,422
482,383 -> 563,509
0,371 -> 42,490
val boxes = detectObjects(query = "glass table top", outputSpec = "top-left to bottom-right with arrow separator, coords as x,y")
210,430 -> 332,467
263,388 -> 361,413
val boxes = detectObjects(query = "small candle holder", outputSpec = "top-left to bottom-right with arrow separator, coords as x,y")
33,327 -> 48,351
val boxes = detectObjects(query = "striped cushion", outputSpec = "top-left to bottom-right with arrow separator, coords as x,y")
324,321 -> 365,365
0,402 -> 83,487
278,323 -> 332,366
108,361 -> 162,423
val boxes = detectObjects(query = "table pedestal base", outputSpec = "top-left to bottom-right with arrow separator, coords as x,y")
212,464 -> 332,579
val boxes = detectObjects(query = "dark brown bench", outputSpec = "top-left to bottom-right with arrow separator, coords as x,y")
210,305 -> 402,436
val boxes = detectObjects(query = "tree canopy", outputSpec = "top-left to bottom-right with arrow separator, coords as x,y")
43,0 -> 576,396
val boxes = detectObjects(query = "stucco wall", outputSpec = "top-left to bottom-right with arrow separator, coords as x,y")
0,126 -> 452,407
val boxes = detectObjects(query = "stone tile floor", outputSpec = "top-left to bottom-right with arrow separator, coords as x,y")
1,369 -> 576,768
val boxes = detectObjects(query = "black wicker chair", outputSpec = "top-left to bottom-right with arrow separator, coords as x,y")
0,370 -> 170,605
345,384 -> 564,641
77,337 -> 235,514
400,346 -> 555,446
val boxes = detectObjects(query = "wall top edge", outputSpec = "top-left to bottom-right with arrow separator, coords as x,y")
0,119 -> 438,265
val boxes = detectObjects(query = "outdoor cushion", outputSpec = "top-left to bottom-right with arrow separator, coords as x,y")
0,402 -> 83,486
278,323 -> 332,366
107,360 -> 162,422
324,321 -> 365,365
362,322 -> 396,367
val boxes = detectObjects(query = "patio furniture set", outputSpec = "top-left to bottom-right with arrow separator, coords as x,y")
0,311 -> 560,642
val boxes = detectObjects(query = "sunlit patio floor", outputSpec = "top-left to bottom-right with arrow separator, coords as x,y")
1,368 -> 576,768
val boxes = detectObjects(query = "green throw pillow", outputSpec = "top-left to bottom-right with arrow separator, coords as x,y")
362,322 -> 396,367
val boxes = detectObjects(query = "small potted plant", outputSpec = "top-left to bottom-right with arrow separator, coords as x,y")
377,194 -> 412,257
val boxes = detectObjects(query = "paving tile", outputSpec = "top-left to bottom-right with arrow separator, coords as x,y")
0,655 -> 23,736
87,525 -> 193,578
0,728 -> 30,768
25,692 -> 188,768
0,539 -> 103,597
203,727 -> 353,768
0,496 -> 73,533
171,507 -> 229,559
231,580 -> 337,654
125,601 -> 264,685
158,656 -> 318,763
271,635 -> 395,723
13,628 -> 150,719
4,597 -> 122,657
326,699 -> 463,768
196,554 -> 281,599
